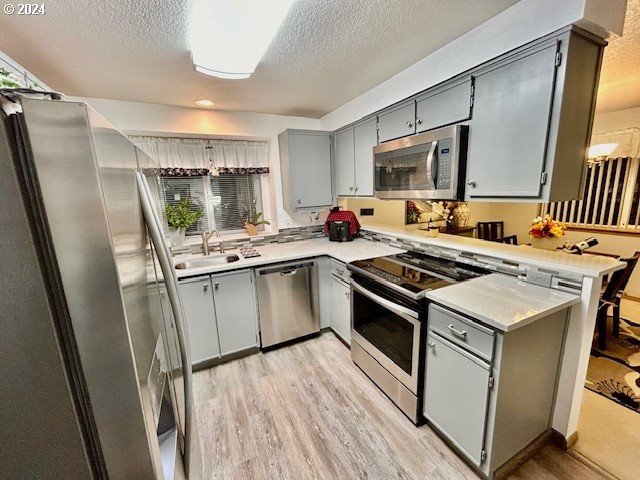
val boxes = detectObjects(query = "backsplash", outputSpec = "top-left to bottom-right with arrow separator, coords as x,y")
171,225 -> 326,255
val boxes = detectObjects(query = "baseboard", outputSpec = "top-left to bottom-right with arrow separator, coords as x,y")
551,429 -> 579,450
493,429 -> 553,480
192,346 -> 260,371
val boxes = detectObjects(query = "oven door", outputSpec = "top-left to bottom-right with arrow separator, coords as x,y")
373,125 -> 464,200
350,280 -> 421,394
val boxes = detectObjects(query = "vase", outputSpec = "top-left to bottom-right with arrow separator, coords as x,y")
531,236 -> 560,250
168,227 -> 185,247
245,223 -> 259,236
453,202 -> 470,227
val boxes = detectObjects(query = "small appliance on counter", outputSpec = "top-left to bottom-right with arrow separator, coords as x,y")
324,207 -> 360,242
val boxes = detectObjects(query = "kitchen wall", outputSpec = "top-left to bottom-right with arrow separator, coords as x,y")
79,97 -> 326,231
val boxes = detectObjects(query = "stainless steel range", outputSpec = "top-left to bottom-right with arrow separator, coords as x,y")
347,251 -> 486,423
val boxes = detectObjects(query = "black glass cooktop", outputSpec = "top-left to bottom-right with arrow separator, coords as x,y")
349,251 -> 486,296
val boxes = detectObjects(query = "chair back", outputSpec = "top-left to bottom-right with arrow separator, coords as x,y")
496,235 -> 518,245
602,251 -> 640,303
477,221 -> 504,241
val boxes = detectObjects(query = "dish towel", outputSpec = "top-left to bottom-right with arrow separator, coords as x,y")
323,207 -> 361,236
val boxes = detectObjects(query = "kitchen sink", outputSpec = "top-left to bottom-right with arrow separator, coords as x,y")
174,254 -> 240,270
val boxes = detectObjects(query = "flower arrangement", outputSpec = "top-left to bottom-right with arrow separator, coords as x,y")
529,215 -> 566,239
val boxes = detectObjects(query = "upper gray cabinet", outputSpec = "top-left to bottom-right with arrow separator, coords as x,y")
415,77 -> 473,133
465,29 -> 604,202
378,100 -> 416,143
335,127 -> 355,196
334,118 -> 377,197
279,129 -> 333,210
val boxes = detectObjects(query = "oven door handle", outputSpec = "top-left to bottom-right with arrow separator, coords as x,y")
351,280 -> 419,321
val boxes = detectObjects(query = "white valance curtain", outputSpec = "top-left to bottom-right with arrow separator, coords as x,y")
591,128 -> 640,159
130,136 -> 269,175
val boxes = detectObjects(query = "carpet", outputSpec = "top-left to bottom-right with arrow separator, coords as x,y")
587,315 -> 640,413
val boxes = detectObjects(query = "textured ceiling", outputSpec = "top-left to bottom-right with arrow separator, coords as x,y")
595,0 -> 640,113
0,0 -> 518,117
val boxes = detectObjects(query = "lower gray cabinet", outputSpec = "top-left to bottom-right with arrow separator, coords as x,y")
330,275 -> 351,344
179,276 -> 220,365
179,269 -> 258,368
211,270 -> 259,356
424,303 -> 569,477
424,332 -> 490,466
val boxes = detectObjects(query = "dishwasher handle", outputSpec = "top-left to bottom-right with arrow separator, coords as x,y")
257,260 -> 315,276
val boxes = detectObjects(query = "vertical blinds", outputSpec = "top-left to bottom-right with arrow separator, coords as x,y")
544,157 -> 640,230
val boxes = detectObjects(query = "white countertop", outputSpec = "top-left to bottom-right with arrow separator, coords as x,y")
362,224 -> 624,278
425,273 -> 581,332
173,237 -> 405,278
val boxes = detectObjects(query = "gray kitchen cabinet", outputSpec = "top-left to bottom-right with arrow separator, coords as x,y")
279,129 -> 333,210
353,117 -> 377,196
424,332 -> 490,466
179,276 -> 220,365
334,118 -> 377,197
212,269 -> 259,356
415,77 -> 473,133
329,260 -> 351,345
423,303 -> 569,478
377,100 -> 416,143
465,29 -> 604,202
335,127 -> 355,196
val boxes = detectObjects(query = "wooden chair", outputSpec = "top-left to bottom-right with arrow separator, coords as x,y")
495,235 -> 518,245
477,221 -> 504,241
596,251 -> 640,350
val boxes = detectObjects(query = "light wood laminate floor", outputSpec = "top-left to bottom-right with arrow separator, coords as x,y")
193,333 -> 604,480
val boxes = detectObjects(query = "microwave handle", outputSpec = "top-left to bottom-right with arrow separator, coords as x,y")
426,140 -> 438,190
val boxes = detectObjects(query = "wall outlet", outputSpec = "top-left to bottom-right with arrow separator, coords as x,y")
360,208 -> 374,216
525,269 -> 553,288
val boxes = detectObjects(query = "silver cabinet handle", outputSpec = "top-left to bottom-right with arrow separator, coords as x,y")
447,324 -> 467,338
348,186 -> 353,191
416,118 -> 422,125
354,186 -> 358,192
280,269 -> 298,276
297,199 -> 302,204
428,341 -> 436,348
406,121 -> 413,128
467,180 -> 477,187
203,283 -> 208,292
214,281 -> 219,290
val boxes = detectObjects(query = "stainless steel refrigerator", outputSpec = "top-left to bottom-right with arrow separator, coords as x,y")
0,95 -> 200,479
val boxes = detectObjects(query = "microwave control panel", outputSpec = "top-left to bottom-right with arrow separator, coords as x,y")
436,137 -> 453,189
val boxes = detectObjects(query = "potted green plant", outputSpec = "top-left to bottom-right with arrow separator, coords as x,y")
245,211 -> 270,236
165,199 -> 203,246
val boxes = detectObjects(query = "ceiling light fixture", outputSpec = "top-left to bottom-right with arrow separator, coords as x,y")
190,0 -> 294,80
194,99 -> 216,107
587,142 -> 618,167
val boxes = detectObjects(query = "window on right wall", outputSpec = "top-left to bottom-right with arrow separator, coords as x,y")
543,128 -> 640,231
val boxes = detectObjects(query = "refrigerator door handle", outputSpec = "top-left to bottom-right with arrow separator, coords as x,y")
135,172 -> 196,477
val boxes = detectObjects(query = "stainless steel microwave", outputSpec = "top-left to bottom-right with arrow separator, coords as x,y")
373,124 -> 468,200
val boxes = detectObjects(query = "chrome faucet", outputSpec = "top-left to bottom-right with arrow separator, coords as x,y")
201,229 -> 219,256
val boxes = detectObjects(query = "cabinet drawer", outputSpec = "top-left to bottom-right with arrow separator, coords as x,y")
330,259 -> 350,283
428,304 -> 494,361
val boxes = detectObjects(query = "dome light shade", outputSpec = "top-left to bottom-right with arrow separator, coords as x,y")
190,0 -> 294,80
194,99 -> 216,107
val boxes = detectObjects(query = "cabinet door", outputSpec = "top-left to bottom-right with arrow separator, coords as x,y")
416,78 -> 472,133
330,277 -> 351,345
466,44 -> 558,198
353,118 -> 377,196
423,332 -> 490,466
289,132 -> 333,208
179,277 -> 220,364
212,269 -> 259,356
378,101 -> 416,143
335,127 -> 355,196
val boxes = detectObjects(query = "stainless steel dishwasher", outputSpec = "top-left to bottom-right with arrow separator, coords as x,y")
256,259 -> 320,348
